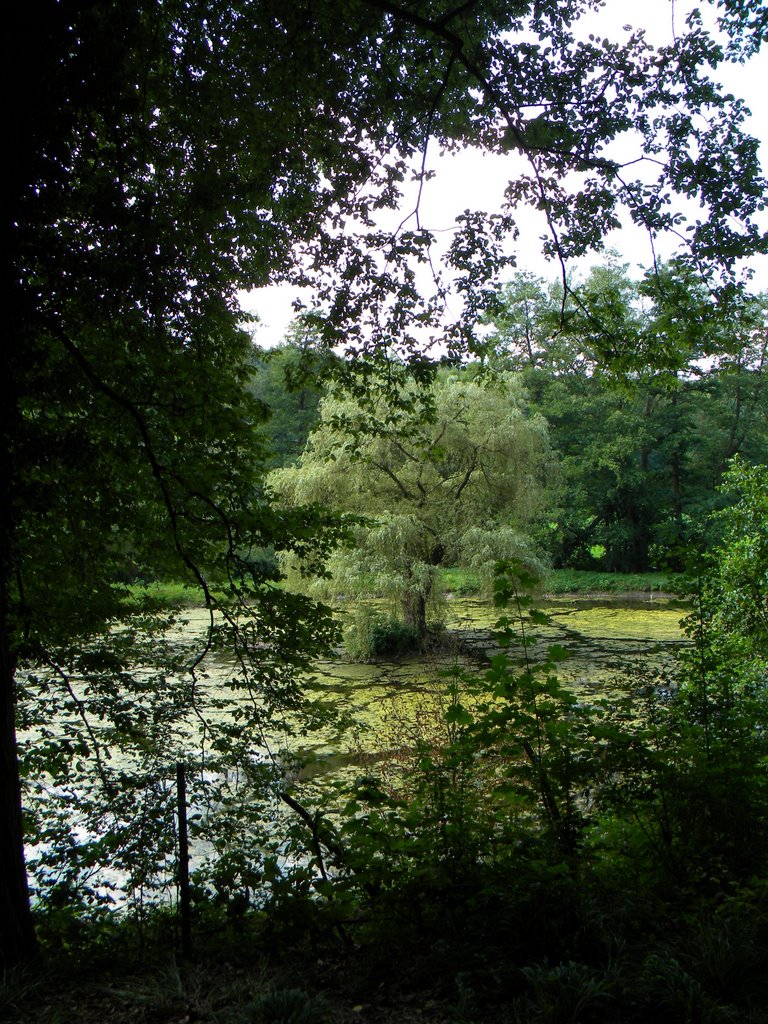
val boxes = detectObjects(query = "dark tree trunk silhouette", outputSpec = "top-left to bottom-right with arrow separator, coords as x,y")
403,593 -> 428,641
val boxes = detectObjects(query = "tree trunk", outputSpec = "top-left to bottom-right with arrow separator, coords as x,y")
403,593 -> 428,642
669,392 -> 683,525
671,448 -> 683,524
0,628 -> 36,968
2,280 -> 36,966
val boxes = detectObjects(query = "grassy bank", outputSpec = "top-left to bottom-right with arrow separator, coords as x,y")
543,567 -> 678,595
122,580 -> 210,609
123,569 -> 680,612
439,566 -> 679,596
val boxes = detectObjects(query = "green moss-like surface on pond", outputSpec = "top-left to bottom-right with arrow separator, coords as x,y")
282,594 -> 688,773
442,594 -> 686,672
162,594 -> 688,779
548,601 -> 686,641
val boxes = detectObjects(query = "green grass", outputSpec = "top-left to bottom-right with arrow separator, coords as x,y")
123,568 -> 679,611
542,568 -> 678,594
122,580 -> 209,609
439,566 -> 679,597
439,567 -> 482,595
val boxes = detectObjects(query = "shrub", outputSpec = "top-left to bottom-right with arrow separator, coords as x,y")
344,606 -> 420,660
249,987 -> 329,1024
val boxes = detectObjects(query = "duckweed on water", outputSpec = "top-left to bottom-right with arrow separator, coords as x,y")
549,601 -> 687,641
154,595 -> 687,775
280,594 -> 689,772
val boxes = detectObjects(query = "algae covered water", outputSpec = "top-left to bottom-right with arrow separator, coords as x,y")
19,591 -> 688,907
278,593 -> 688,775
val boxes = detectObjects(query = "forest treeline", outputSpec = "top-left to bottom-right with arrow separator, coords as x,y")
252,260 -> 768,578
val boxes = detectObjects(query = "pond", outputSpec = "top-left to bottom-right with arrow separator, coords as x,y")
22,593 -> 687,778
20,591 -> 689,907
271,592 -> 689,777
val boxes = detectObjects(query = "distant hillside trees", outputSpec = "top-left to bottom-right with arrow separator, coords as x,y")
249,325 -> 339,468
485,262 -> 768,572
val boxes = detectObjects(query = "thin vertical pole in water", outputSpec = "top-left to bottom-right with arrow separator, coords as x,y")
176,760 -> 192,957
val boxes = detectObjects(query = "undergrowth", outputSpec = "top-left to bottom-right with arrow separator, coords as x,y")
10,469 -> 768,1024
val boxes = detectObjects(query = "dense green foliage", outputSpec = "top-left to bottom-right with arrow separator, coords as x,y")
5,0 -> 768,1011
256,260 -> 767,588
485,263 -> 768,572
271,368 -> 555,643
249,332 -> 339,469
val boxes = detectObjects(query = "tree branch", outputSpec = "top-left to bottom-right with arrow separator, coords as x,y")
370,459 -> 416,501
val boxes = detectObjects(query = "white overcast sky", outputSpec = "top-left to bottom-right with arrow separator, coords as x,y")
241,0 -> 768,346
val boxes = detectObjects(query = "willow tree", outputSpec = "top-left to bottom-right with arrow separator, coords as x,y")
271,370 -> 555,639
5,0 -> 766,964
